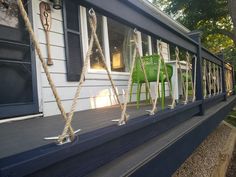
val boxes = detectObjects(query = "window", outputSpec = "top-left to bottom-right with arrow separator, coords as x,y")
86,12 -> 105,70
141,33 -> 149,56
151,38 -> 158,55
81,7 -> 169,74
107,17 -> 134,72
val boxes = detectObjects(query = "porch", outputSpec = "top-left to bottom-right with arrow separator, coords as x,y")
0,0 -> 236,176
0,94 -> 235,177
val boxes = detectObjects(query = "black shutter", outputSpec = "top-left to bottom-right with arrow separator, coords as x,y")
63,0 -> 83,81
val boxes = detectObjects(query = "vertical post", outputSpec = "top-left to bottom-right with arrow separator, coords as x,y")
217,53 -> 227,101
188,31 -> 204,115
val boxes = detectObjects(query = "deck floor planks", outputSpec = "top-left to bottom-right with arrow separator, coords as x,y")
0,102 -> 155,159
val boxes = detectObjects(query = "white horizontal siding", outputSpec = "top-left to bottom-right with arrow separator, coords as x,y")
33,0 -> 171,117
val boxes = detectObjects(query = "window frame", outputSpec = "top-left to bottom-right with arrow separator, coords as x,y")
80,6 -> 169,75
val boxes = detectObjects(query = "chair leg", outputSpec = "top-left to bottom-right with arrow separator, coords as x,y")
158,83 -> 161,102
145,83 -> 148,103
161,80 -> 165,110
129,82 -> 134,103
137,83 -> 141,109
145,83 -> 151,103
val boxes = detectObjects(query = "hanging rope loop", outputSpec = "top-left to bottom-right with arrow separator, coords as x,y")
175,46 -> 186,103
17,0 -> 76,143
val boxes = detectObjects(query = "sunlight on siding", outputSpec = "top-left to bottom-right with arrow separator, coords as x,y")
90,88 -> 118,108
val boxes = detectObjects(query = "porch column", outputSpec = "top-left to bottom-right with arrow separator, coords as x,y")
188,31 -> 204,115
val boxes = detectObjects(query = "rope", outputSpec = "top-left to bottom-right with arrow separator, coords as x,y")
160,43 -> 175,109
58,9 -> 96,142
183,52 -> 190,104
203,59 -> 207,98
208,61 -> 212,96
89,11 -> 129,123
192,55 -> 197,102
119,31 -> 138,125
213,63 -> 217,95
219,67 -> 223,93
149,43 -> 162,115
134,34 -> 154,106
175,47 -> 186,102
216,65 -> 220,94
17,0 -> 75,141
119,30 -> 155,124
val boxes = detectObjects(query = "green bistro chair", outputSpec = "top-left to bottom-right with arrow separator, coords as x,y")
130,55 -> 173,109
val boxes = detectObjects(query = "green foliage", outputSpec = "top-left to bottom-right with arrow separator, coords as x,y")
151,0 -> 236,64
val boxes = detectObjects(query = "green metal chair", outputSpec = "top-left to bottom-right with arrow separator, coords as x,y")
130,55 -> 173,109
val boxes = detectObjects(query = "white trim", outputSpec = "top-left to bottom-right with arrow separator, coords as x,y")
87,70 -> 130,76
103,16 -> 111,71
0,113 -> 43,124
141,0 -> 190,33
137,31 -> 143,56
80,6 -> 89,63
148,35 -> 152,55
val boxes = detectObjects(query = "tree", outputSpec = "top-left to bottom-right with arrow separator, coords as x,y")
152,0 -> 236,63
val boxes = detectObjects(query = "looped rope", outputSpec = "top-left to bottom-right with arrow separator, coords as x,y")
17,0 -> 76,142
184,52 -> 190,104
17,1 -> 127,144
119,30 -> 155,124
58,9 -> 97,143
216,65 -> 220,94
192,55 -> 197,102
203,59 -> 207,98
175,47 -> 186,102
160,43 -> 175,109
208,61 -> 212,96
149,42 -> 162,115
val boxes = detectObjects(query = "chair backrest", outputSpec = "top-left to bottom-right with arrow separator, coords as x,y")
132,55 -> 173,83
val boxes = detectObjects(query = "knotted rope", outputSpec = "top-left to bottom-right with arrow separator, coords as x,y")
60,8 -> 129,138
192,55 -> 197,102
58,9 -> 97,143
208,61 -> 212,96
212,63 -> 217,95
216,65 -> 220,94
149,43 -> 162,115
17,0 -> 75,142
175,47 -> 186,102
159,42 -> 175,109
203,59 -> 207,98
18,0 -> 126,143
184,52 -> 190,104
119,30 -> 154,125
119,32 -> 138,125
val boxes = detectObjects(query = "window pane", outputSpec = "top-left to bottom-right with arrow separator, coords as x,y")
66,0 -> 79,31
107,18 -> 134,72
141,33 -> 149,56
152,38 -> 158,54
87,12 -> 105,70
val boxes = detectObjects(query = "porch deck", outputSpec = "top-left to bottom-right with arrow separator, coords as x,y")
0,101 -> 160,159
0,95 -> 235,177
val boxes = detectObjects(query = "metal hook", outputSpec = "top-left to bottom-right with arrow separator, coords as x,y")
133,28 -> 138,34
89,8 -> 95,16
